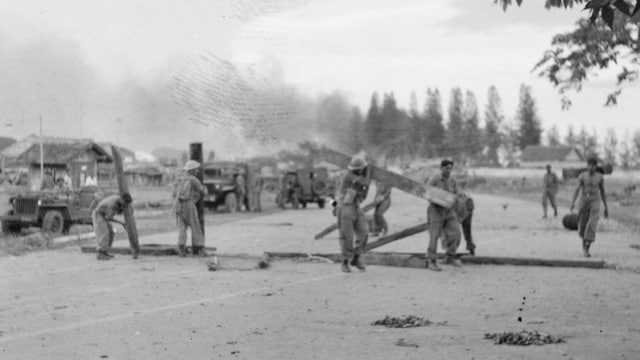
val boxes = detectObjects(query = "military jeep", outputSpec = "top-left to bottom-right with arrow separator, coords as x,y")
202,161 -> 249,213
276,167 -> 329,209
1,186 -> 104,236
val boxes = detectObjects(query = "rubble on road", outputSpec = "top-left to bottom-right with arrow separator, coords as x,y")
484,330 -> 565,346
372,315 -> 446,328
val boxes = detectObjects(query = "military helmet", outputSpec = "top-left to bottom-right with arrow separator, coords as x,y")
347,157 -> 367,171
183,160 -> 200,171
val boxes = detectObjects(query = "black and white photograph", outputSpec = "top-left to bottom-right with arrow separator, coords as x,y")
1,1 -> 639,359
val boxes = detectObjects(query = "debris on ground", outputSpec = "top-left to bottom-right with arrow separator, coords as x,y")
372,315 -> 446,328
394,338 -> 419,348
484,330 -> 565,345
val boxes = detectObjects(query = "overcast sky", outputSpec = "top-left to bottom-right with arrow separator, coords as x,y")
1,0 -> 638,158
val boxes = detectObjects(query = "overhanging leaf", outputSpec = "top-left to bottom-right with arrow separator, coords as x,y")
612,0 -> 631,15
601,6 -> 615,28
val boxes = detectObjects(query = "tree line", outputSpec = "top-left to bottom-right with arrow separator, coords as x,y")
325,84 -> 640,169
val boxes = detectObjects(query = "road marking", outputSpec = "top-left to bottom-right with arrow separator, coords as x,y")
0,272 -> 344,344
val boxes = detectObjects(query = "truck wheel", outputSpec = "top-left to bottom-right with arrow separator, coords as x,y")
317,199 -> 326,209
42,210 -> 65,236
224,193 -> 237,213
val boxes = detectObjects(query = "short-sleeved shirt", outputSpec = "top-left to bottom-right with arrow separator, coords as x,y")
175,174 -> 206,203
427,174 -> 458,209
543,172 -> 559,192
578,171 -> 604,202
338,171 -> 368,206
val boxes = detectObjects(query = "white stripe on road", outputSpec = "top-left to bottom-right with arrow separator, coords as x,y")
0,272 -> 344,344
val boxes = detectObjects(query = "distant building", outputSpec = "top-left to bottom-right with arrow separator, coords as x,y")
520,145 -> 583,169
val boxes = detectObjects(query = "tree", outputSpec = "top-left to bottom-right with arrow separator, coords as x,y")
380,92 -> 405,141
462,90 -> 483,162
408,91 -> 427,156
423,88 -> 446,156
546,125 -> 561,146
445,87 -> 465,160
576,126 -> 599,159
515,84 -> 543,150
632,129 -> 640,166
347,107 -> 365,153
619,131 -> 632,169
498,0 -> 640,107
484,85 -> 504,167
602,127 -> 619,165
364,92 -> 383,147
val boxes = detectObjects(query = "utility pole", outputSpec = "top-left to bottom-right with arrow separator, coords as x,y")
39,116 -> 44,187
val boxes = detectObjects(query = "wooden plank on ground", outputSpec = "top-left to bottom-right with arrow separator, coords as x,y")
314,147 -> 456,208
263,251 -> 606,269
111,145 -> 140,258
81,244 -> 216,256
314,202 -> 376,240
363,222 -> 428,252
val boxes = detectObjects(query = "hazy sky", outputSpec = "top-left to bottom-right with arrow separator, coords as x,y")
1,0 -> 638,158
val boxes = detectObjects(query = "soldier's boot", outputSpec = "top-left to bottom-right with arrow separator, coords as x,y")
350,255 -> 366,271
178,245 -> 187,258
195,246 -> 212,257
97,251 -> 112,261
584,240 -> 592,258
468,243 -> 476,256
553,208 -> 558,217
341,260 -> 351,273
427,259 -> 442,271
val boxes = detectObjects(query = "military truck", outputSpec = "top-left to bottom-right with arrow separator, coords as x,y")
1,186 -> 104,236
201,161 -> 249,213
276,167 -> 329,209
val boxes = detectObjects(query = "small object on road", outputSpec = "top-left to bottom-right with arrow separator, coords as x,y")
372,315 -> 443,328
206,256 -> 218,271
562,213 -> 579,231
394,338 -> 419,348
484,330 -> 565,346
258,254 -> 271,268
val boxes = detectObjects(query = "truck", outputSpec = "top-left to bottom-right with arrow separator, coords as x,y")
1,186 -> 104,236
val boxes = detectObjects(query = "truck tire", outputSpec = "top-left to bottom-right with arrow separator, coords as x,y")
317,199 -> 326,209
42,210 -> 65,236
224,193 -> 237,213
312,180 -> 327,195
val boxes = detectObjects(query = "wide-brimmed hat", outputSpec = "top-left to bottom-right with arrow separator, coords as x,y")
183,160 -> 200,171
347,157 -> 367,170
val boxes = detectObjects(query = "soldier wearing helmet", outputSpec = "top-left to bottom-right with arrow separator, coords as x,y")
173,160 -> 208,257
336,157 -> 370,273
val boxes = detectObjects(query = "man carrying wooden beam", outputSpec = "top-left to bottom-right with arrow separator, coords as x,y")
336,157 -> 370,273
426,159 -> 462,271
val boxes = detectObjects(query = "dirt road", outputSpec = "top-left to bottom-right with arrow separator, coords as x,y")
2,190 -> 640,359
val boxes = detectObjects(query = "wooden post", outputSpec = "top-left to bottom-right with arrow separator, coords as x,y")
189,143 -> 204,234
111,145 -> 140,258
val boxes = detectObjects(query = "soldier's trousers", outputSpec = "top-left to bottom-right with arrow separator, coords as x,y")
542,190 -> 557,214
177,200 -> 204,247
250,190 -> 262,211
373,198 -> 390,233
93,214 -> 114,252
578,198 -> 600,243
461,212 -> 475,252
338,205 -> 368,261
427,206 -> 461,261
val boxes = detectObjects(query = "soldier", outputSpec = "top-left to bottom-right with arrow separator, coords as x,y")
542,164 -> 559,219
371,180 -> 391,236
250,170 -> 263,212
235,171 -> 246,212
92,193 -> 132,260
570,157 -> 609,257
454,186 -> 476,256
173,160 -> 208,257
425,159 -> 462,271
40,168 -> 55,191
336,157 -> 369,273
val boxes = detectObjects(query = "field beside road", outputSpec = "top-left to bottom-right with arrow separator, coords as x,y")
2,181 -> 640,359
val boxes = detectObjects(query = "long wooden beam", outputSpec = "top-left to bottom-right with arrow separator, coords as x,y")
263,251 -> 606,269
314,147 -> 456,208
111,145 -> 140,258
363,222 -> 428,252
81,244 -> 216,256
